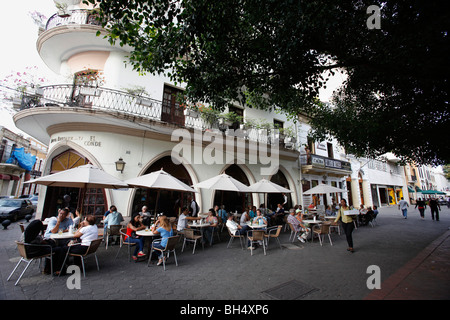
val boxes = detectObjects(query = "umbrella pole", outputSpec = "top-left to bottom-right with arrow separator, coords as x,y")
154,189 -> 160,216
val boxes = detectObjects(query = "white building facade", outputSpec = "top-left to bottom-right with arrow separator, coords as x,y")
13,1 -> 301,220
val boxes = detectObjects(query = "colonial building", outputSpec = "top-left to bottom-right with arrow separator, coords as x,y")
297,115 -> 352,208
13,1 -> 301,220
0,127 -> 46,197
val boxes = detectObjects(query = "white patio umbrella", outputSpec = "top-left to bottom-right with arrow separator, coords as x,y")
302,183 -> 345,195
26,164 -> 128,189
249,179 -> 291,194
25,164 -> 129,215
191,173 -> 252,192
249,179 -> 292,210
125,169 -> 197,214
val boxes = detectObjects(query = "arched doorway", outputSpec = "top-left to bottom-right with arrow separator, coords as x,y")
213,164 -> 252,213
42,150 -> 107,220
131,156 -> 194,217
268,170 -> 292,210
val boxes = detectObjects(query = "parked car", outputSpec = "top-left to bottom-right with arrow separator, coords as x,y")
0,198 -> 35,222
29,195 -> 39,208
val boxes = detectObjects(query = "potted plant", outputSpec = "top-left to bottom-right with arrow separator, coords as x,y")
220,111 -> 243,127
54,1 -> 70,18
198,105 -> 220,127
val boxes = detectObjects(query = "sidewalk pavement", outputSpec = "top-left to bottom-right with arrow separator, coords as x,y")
0,205 -> 449,301
365,227 -> 450,300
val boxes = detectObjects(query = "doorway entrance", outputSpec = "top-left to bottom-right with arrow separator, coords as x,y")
131,156 -> 193,217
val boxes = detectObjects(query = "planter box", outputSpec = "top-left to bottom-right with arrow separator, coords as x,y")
138,98 -> 153,107
79,86 -> 100,96
184,109 -> 200,118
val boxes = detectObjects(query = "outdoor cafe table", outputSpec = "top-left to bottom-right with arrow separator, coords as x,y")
187,222 -> 211,250
246,222 -> 267,229
136,229 -> 159,256
49,231 -> 76,240
302,219 -> 323,242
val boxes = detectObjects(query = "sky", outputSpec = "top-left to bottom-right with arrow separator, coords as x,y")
0,0 -> 345,138
0,0 -> 57,136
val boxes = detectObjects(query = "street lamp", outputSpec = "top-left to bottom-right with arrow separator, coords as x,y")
115,157 -> 126,173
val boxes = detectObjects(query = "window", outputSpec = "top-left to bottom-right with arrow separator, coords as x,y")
273,119 -> 283,129
161,85 -> 185,126
327,142 -> 334,159
228,106 -> 244,129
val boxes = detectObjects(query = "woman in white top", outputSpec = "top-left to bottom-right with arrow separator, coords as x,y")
68,215 -> 98,254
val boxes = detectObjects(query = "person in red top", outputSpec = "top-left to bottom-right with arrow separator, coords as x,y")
125,213 -> 146,260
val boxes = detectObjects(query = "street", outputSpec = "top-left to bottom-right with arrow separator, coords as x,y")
0,205 -> 448,301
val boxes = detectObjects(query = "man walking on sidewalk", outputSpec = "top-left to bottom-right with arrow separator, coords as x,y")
398,197 -> 409,219
429,198 -> 441,221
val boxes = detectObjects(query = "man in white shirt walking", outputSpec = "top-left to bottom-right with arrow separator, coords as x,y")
398,197 -> 409,219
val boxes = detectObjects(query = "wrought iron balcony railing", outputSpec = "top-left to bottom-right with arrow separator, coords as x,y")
45,9 -> 102,31
300,153 -> 351,172
17,85 -> 297,150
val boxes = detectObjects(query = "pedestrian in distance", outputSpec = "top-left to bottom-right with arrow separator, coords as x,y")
429,198 -> 441,221
335,199 -> 355,253
398,197 -> 409,219
415,198 -> 427,219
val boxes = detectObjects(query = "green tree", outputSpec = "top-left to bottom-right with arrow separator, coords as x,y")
85,0 -> 449,165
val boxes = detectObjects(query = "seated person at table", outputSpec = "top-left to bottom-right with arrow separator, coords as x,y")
139,205 -> 152,226
358,204 -> 367,225
248,206 -> 256,219
104,205 -> 124,227
288,209 -> 310,243
253,209 -> 268,228
217,205 -> 227,222
64,215 -> 99,267
272,203 -> 285,225
22,220 -> 66,275
240,208 -> 250,227
204,208 -> 218,245
226,213 -> 252,248
124,213 -> 146,260
103,205 -> 124,244
363,206 -> 375,225
44,207 -> 73,241
325,205 -> 333,216
151,215 -> 174,266
177,207 -> 200,232
70,208 -> 82,228
373,205 -> 379,218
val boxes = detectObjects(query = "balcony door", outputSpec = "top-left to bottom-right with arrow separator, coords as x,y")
161,85 -> 185,126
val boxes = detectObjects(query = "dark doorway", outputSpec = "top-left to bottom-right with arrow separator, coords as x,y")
42,150 -> 107,221
131,156 -> 193,217
268,170 -> 292,210
213,165 -> 251,213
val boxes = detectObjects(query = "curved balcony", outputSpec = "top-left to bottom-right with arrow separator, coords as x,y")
14,85 -> 298,156
37,9 -> 130,73
300,153 -> 352,177
44,9 -> 102,31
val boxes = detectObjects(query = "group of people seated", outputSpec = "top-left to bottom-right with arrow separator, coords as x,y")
22,207 -> 99,276
357,204 -> 378,226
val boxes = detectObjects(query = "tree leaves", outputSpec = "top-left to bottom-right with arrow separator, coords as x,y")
85,0 -> 449,165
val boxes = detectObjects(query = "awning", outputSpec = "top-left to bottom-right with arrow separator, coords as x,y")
0,174 -> 11,180
407,186 -> 415,193
415,186 -> 423,192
